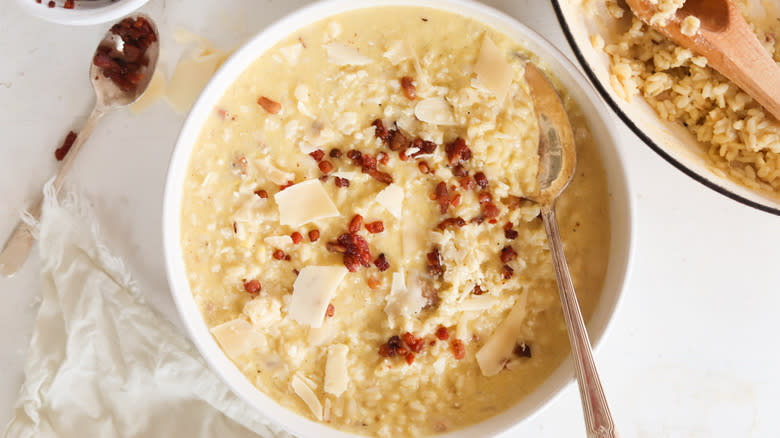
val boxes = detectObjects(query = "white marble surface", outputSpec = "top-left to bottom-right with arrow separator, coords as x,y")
1,1 -> 778,437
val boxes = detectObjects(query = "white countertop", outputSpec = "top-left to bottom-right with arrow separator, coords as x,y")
1,1 -> 778,437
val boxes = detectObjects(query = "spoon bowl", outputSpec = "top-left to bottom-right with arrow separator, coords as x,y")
91,14 -> 160,108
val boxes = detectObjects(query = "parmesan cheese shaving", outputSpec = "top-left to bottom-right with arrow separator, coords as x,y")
291,374 -> 323,420
324,42 -> 373,66
475,293 -> 529,376
263,235 -> 293,249
414,97 -> 457,126
375,184 -> 404,219
473,35 -> 513,104
459,295 -> 501,312
210,319 -> 265,359
289,266 -> 348,328
324,344 -> 349,396
166,49 -> 227,113
384,270 -> 427,321
274,180 -> 340,227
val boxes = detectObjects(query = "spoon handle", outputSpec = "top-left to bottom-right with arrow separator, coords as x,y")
0,105 -> 106,277
540,205 -> 618,438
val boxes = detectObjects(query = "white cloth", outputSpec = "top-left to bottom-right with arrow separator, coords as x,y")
3,185 -> 291,438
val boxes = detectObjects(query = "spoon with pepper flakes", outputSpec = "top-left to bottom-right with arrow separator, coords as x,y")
0,14 -> 159,277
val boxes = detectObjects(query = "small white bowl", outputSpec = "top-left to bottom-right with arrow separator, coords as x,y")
162,1 -> 635,436
552,0 -> 780,216
15,0 -> 150,26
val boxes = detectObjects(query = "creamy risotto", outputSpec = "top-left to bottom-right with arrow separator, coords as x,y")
583,0 -> 780,196
180,6 -> 610,437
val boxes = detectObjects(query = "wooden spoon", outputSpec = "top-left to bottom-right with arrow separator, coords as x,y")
624,0 -> 780,120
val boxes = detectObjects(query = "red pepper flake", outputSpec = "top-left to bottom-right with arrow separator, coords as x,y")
272,249 -> 286,260
513,342 -> 532,358
291,232 -> 303,244
372,119 -> 392,142
326,241 -> 347,253
501,264 -> 514,279
326,303 -> 335,317
257,96 -> 281,114
405,352 -> 415,365
434,182 -> 450,214
365,221 -> 384,234
367,277 -> 381,289
401,76 -> 416,100
450,194 -> 461,208
451,339 -> 466,360
54,130 -> 78,161
378,335 -> 404,358
426,248 -> 444,276
361,154 -> 378,170
452,164 -> 468,178
309,149 -> 325,162
334,177 -> 350,188
318,160 -> 334,174
374,253 -> 390,271
279,180 -> 295,191
418,161 -> 431,174
243,279 -> 261,294
435,325 -> 450,341
500,246 -> 517,263
474,171 -> 489,188
367,169 -> 393,184
389,131 -> 410,152
329,148 -> 342,158
437,217 -> 466,231
255,189 -> 269,198
63,0 -> 75,9
348,214 -> 363,234
444,137 -> 472,164
483,202 -> 500,219
337,232 -> 372,272
409,137 -> 437,158
308,229 -> 320,242
471,285 -> 486,295
377,152 -> 389,165
459,176 -> 476,190
93,17 -> 157,93
402,332 -> 425,353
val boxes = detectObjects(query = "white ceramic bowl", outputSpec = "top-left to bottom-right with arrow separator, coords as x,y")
551,0 -> 780,216
14,0 -> 150,26
163,1 -> 634,436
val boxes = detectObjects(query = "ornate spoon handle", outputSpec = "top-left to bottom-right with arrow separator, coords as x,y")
541,204 -> 618,438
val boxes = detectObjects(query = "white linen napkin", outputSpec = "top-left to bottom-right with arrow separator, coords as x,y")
3,184 -> 291,438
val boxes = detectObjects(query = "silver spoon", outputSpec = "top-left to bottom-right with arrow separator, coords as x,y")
525,62 -> 618,438
0,14 -> 159,277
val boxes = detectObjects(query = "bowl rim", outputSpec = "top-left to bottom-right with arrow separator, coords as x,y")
162,1 -> 635,437
550,0 -> 780,217
14,0 -> 151,26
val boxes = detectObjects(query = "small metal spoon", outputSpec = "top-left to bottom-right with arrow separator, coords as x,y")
525,63 -> 618,438
0,14 -> 159,277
